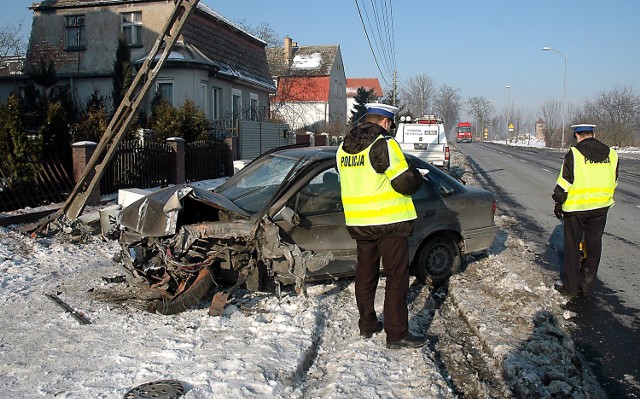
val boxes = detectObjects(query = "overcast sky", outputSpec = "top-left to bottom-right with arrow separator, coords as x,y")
6,0 -> 640,118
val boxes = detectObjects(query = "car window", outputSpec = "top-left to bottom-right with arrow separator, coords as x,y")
405,154 -> 464,197
422,171 -> 458,196
215,153 -> 304,213
411,178 -> 435,200
287,168 -> 343,216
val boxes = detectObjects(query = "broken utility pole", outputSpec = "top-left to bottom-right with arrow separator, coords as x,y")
35,0 -> 201,232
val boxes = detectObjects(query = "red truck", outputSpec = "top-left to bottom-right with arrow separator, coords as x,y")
456,122 -> 473,143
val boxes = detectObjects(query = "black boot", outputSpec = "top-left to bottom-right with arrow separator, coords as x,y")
386,333 -> 427,349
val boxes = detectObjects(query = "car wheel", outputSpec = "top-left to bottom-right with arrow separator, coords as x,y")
414,235 -> 460,286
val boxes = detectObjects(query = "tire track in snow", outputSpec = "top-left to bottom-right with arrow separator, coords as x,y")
292,279 -> 457,399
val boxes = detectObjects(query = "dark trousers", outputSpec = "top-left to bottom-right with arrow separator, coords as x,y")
563,211 -> 608,294
355,236 -> 409,342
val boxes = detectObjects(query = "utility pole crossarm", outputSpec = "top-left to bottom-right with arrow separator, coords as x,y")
37,0 -> 200,230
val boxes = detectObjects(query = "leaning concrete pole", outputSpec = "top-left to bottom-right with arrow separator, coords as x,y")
38,0 -> 200,229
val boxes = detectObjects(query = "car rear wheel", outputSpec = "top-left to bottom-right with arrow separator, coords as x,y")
414,235 -> 460,286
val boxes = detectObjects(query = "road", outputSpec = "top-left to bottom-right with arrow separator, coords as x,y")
457,141 -> 640,397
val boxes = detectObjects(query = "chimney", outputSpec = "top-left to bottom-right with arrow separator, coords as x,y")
284,36 -> 293,63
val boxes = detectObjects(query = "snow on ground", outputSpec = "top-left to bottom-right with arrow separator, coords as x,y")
0,228 -> 453,398
0,146 -> 608,398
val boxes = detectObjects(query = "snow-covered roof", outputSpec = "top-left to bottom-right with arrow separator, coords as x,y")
267,44 -> 340,77
291,52 -> 322,69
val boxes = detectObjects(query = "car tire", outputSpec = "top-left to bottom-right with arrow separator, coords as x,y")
414,235 -> 460,286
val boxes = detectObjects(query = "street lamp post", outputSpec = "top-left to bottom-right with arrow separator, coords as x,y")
505,85 -> 511,144
481,99 -> 492,141
543,46 -> 567,147
487,99 -> 494,139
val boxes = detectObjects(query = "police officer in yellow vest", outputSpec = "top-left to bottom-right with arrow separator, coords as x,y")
336,103 -> 426,348
552,124 -> 618,297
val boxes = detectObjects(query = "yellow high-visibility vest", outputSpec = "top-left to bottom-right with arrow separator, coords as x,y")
556,147 -> 617,212
336,135 -> 416,226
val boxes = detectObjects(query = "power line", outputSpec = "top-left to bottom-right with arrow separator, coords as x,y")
378,0 -> 396,76
366,0 -> 394,78
355,0 -> 395,86
356,0 -> 389,85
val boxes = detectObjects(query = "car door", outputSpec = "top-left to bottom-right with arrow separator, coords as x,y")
408,167 -> 462,261
272,163 -> 357,281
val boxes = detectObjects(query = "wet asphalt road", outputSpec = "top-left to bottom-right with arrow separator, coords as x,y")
457,141 -> 640,397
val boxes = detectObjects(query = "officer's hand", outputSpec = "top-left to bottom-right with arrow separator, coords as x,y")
554,202 -> 563,219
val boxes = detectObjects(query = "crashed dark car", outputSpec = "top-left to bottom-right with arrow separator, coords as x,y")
118,145 -> 498,314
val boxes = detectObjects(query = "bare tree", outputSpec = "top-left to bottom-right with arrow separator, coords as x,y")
235,20 -> 283,48
538,99 -> 562,147
580,86 -> 640,146
270,76 -> 337,133
467,96 -> 494,139
509,107 -> 526,144
400,73 -> 434,116
487,115 -> 499,141
0,22 -> 26,57
434,84 -> 461,139
522,112 -> 536,145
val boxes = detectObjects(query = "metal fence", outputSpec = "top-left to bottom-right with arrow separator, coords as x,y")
185,140 -> 229,182
0,118 -> 287,211
100,140 -> 172,195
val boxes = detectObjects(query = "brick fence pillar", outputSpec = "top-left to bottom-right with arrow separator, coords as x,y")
166,137 -> 186,184
71,141 -> 101,205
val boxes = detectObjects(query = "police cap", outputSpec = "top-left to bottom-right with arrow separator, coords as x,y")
365,103 -> 398,129
571,124 -> 596,134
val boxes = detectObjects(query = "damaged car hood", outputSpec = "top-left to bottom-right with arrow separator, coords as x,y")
120,185 -> 250,237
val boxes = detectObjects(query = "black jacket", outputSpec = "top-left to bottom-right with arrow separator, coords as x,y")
341,122 -> 422,240
552,137 -> 618,216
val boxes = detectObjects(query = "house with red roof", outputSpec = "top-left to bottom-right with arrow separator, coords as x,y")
266,36 -> 346,132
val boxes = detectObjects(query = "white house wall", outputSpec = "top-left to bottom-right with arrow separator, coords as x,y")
276,102 -> 327,131
144,68 -> 269,120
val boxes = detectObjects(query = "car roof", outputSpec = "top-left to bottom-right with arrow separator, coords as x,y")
269,145 -> 444,175
270,145 -> 338,162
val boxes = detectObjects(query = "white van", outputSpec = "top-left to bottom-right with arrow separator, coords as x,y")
394,115 -> 450,170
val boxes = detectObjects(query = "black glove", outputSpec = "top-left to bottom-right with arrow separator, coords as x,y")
554,202 -> 563,219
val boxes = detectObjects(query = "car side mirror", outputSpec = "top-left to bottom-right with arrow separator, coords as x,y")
274,206 -> 300,226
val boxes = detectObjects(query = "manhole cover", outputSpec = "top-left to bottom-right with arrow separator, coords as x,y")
124,379 -> 185,399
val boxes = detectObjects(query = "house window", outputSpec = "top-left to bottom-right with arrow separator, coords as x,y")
121,11 -> 142,46
157,80 -> 173,106
250,93 -> 259,121
232,89 -> 242,120
212,87 -> 221,120
199,82 -> 207,114
65,15 -> 86,50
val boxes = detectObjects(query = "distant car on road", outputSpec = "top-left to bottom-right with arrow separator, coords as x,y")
118,145 -> 498,314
